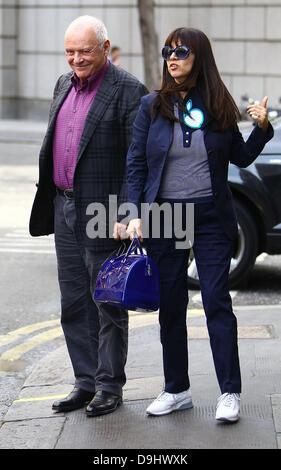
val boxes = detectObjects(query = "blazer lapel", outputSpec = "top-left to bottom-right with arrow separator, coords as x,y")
76,63 -> 119,163
48,77 -> 73,134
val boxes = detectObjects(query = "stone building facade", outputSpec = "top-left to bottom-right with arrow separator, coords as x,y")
1,0 -> 281,119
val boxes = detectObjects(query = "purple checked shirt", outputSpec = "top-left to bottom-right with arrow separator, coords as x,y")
53,61 -> 109,189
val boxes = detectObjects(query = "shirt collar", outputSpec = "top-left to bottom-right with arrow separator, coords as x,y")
71,60 -> 109,92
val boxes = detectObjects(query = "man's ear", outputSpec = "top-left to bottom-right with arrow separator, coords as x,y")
104,39 -> 111,57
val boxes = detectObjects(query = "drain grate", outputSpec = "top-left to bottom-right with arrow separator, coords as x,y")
56,399 -> 276,449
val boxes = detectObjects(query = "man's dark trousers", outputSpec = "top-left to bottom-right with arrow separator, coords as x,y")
146,199 -> 242,395
54,192 -> 128,396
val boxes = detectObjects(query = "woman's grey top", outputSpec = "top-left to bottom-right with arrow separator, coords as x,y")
158,117 -> 213,200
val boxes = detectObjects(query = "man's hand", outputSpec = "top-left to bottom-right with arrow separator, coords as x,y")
126,218 -> 143,241
113,222 -> 129,240
247,96 -> 269,132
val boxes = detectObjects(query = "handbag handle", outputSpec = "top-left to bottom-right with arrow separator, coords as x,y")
105,241 -> 128,263
125,231 -> 144,257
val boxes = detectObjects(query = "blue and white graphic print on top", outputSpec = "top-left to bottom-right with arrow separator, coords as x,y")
183,99 -> 204,129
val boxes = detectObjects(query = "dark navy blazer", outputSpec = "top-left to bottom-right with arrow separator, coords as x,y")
126,92 -> 274,241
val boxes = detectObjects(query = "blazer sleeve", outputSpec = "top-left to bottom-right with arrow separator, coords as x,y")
126,96 -> 152,217
229,121 -> 274,167
117,83 -> 148,221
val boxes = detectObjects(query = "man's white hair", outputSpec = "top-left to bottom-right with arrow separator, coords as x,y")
65,15 -> 108,48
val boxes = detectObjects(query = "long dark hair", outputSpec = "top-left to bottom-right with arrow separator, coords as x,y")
152,27 -> 241,131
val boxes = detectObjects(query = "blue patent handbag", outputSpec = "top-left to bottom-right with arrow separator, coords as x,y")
93,234 -> 160,312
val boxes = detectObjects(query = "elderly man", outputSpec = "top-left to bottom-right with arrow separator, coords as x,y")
29,16 -> 148,417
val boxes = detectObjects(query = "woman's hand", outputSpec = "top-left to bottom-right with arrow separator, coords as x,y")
247,96 -> 269,131
113,222 -> 129,240
126,218 -> 143,241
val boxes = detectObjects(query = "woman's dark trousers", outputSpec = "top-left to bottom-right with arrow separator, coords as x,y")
146,200 -> 241,395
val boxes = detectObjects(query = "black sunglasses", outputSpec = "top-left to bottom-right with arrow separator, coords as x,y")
162,45 -> 192,61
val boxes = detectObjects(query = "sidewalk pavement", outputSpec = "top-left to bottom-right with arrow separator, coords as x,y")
0,304 -> 280,450
0,119 -> 47,143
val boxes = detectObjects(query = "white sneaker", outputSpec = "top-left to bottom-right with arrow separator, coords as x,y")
215,393 -> 240,422
146,389 -> 193,416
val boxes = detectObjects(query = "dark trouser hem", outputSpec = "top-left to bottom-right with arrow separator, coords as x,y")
74,380 -> 96,394
95,387 -> 123,398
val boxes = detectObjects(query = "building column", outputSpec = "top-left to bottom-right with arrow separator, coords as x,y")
0,2 -> 17,118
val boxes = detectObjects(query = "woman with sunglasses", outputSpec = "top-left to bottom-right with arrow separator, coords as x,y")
126,28 -> 273,422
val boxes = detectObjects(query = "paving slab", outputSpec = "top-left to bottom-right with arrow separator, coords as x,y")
3,384 -> 73,421
0,417 -> 66,449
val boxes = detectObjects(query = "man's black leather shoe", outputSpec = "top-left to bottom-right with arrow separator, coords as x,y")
86,390 -> 122,417
52,387 -> 95,412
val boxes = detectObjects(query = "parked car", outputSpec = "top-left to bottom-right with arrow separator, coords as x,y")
188,118 -> 281,289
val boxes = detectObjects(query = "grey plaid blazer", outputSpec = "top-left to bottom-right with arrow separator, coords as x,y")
29,62 -> 148,251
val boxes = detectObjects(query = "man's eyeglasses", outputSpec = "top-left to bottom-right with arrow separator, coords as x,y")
66,45 -> 100,57
162,45 -> 192,61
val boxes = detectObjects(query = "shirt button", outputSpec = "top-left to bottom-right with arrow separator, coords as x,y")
73,109 -> 76,113
185,140 -> 189,144
186,131 -> 189,135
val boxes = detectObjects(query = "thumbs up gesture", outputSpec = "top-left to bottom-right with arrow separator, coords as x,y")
247,96 -> 269,131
